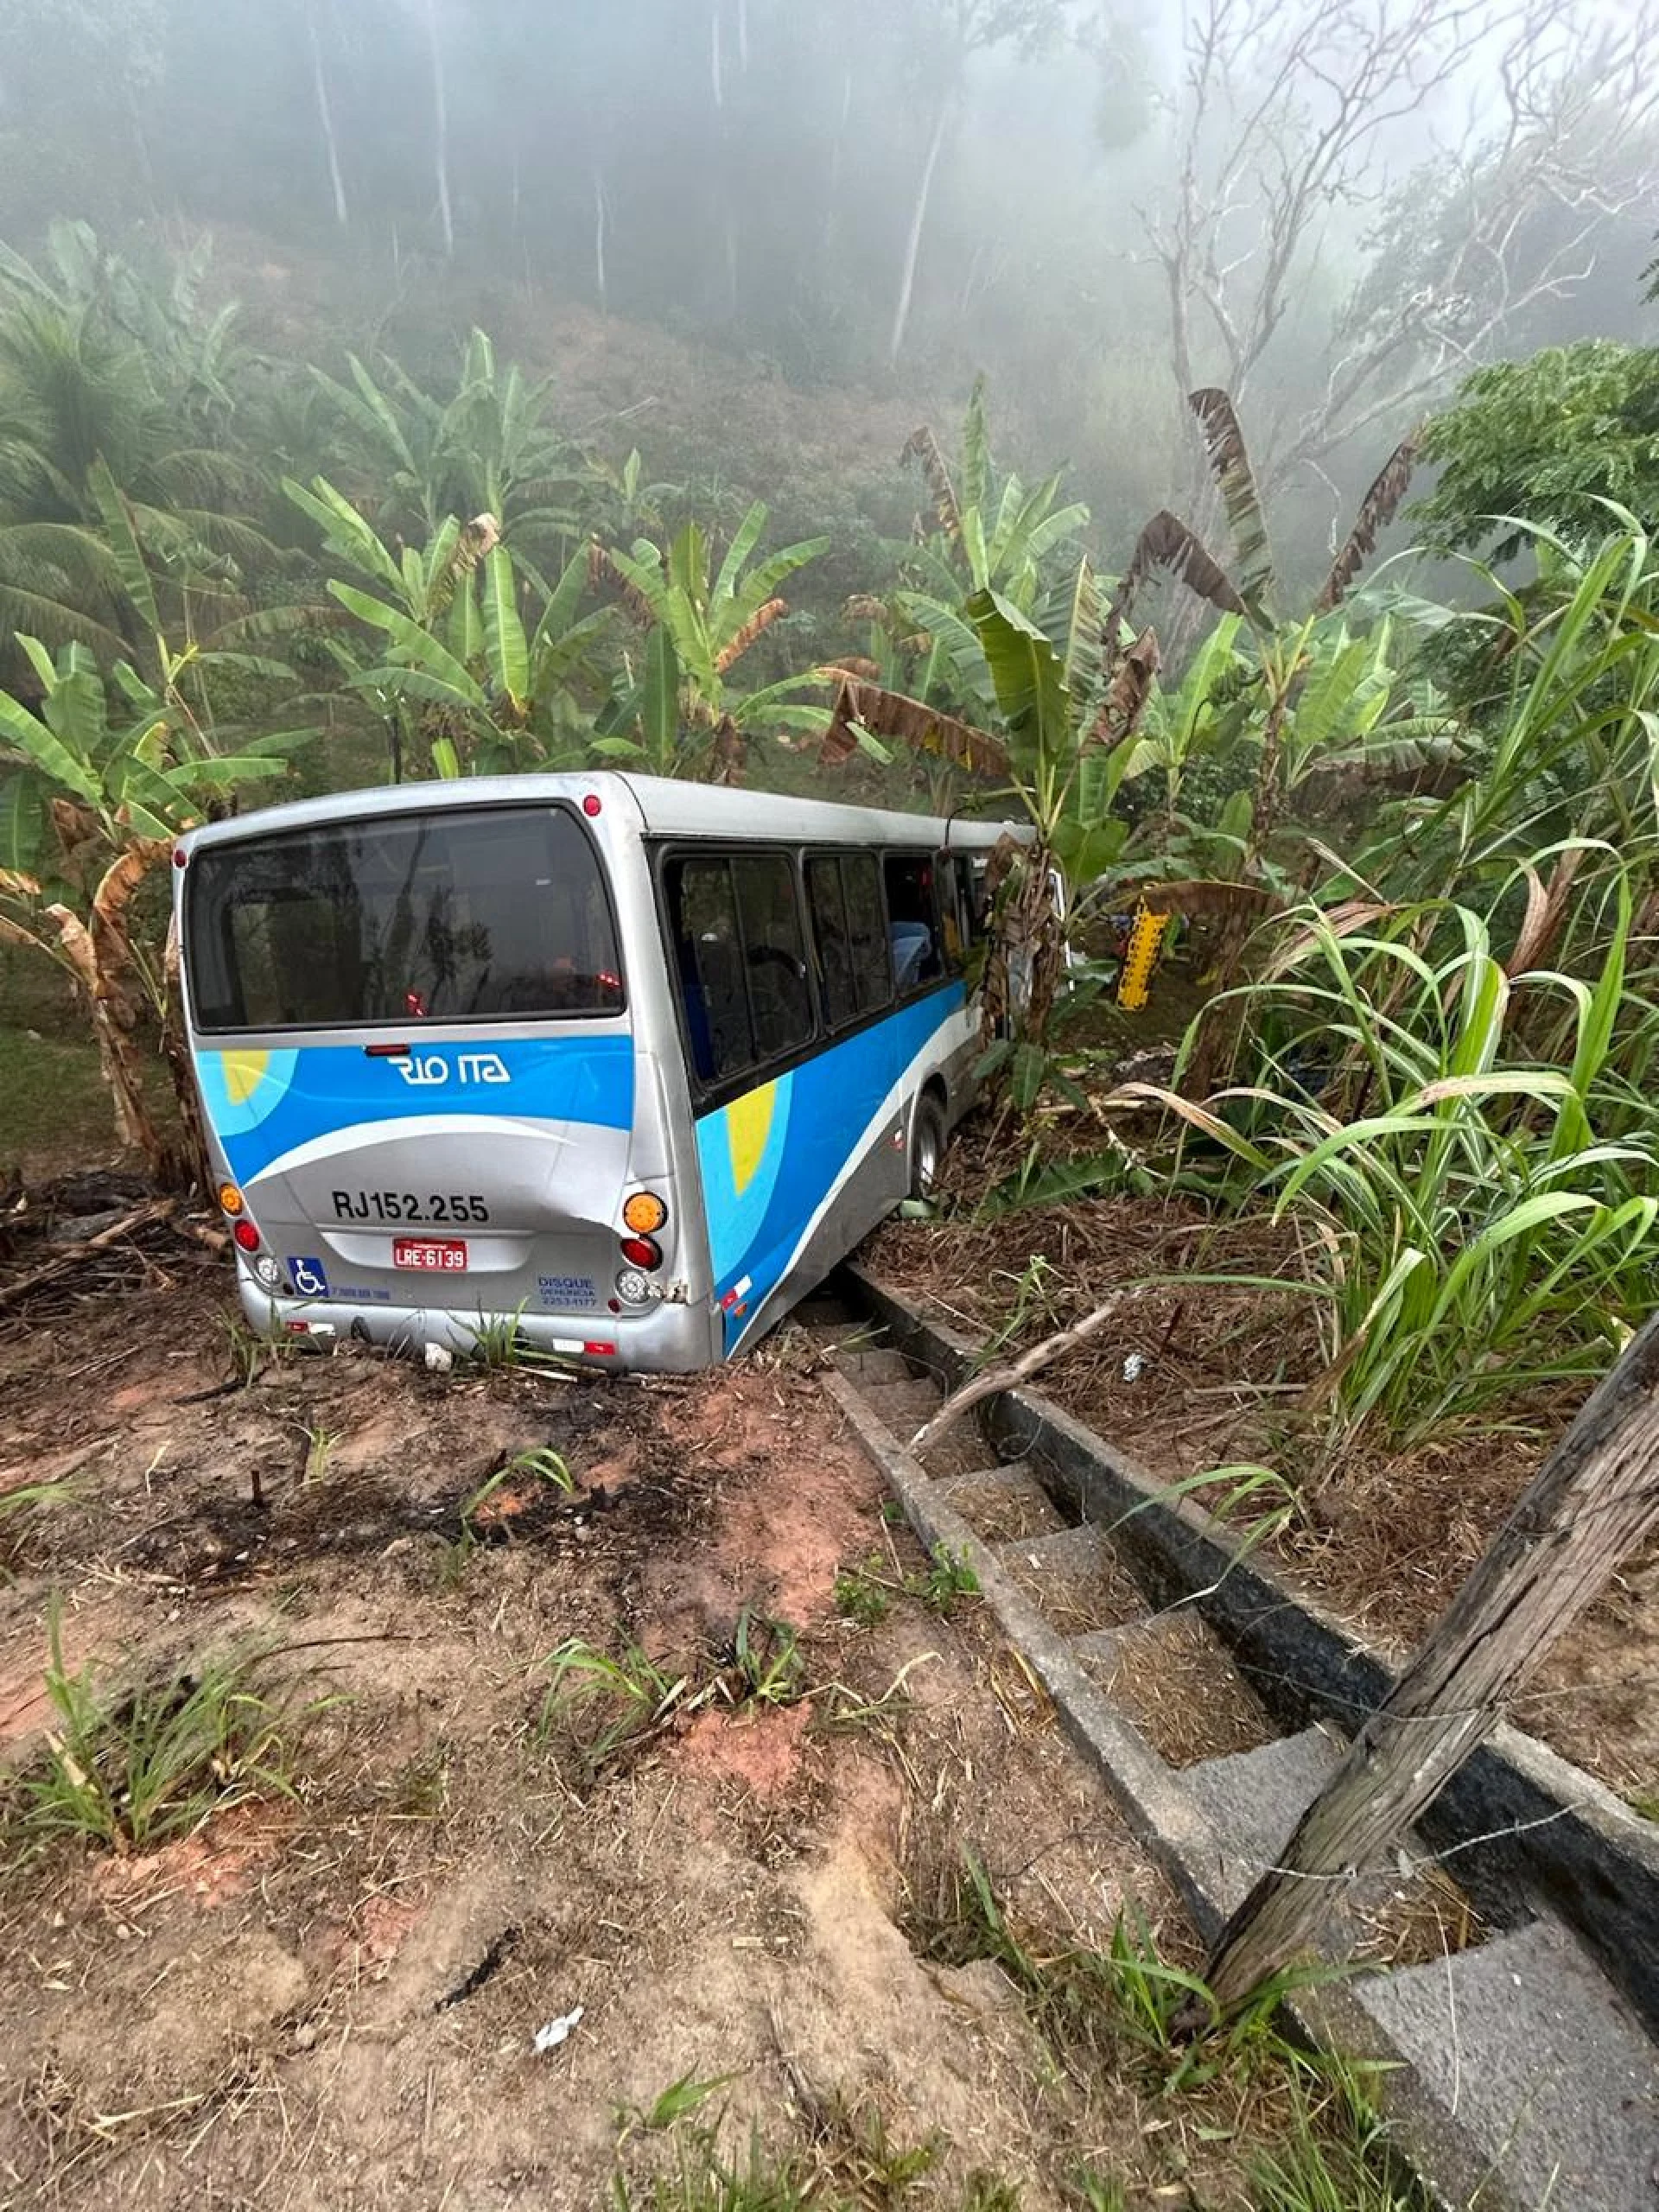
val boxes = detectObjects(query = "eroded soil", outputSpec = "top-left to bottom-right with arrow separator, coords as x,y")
0,1208 -> 1300,2212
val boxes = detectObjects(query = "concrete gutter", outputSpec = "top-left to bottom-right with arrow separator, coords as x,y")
842,1262 -> 1659,2040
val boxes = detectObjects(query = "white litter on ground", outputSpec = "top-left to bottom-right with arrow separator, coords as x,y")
531,2006 -> 584,2054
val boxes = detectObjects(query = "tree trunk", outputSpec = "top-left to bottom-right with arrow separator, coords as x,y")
1197,1309 -> 1659,2024
593,169 -> 608,312
306,1 -> 349,228
824,67 -> 853,259
424,0 -> 454,257
888,96 -> 951,371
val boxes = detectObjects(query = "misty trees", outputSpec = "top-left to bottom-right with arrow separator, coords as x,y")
1138,0 -> 1659,531
887,0 -> 1068,367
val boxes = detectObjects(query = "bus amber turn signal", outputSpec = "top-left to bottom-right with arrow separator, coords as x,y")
622,1191 -> 668,1235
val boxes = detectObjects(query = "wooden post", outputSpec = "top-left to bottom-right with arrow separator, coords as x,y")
1198,1311 -> 1659,2020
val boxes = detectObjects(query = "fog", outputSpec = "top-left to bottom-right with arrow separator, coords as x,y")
0,0 -> 1655,585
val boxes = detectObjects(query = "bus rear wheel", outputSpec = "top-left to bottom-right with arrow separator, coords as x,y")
909,1095 -> 946,1200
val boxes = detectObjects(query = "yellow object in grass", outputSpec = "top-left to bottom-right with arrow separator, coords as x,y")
1116,901 -> 1170,1012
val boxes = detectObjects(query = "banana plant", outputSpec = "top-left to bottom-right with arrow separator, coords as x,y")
824,557 -> 1155,1041
308,330 -> 588,556
900,378 -> 1090,619
286,474 -> 613,777
0,639 -> 311,1182
592,504 -> 831,778
845,381 -> 1090,747
1108,390 -> 1426,877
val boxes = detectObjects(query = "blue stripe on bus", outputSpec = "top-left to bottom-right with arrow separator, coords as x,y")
197,1034 -> 635,1185
696,988 -> 966,1351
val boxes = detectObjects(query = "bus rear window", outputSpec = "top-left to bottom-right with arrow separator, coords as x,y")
185,807 -> 623,1031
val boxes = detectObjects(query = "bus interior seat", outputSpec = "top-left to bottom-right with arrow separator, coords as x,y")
890,921 -> 932,992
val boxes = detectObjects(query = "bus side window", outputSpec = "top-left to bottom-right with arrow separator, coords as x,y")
938,855 -> 969,975
842,852 -> 893,1014
732,853 -> 812,1062
883,853 -> 943,995
805,855 -> 856,1029
666,856 -> 753,1083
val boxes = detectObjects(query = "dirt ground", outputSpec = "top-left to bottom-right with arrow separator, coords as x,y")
0,1193 -> 1363,2212
868,1186 -> 1659,1810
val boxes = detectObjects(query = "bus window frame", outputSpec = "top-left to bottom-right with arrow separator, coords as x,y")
881,848 -> 950,1003
182,799 -> 628,1037
655,842 -> 822,1110
656,838 -> 969,1112
804,847 -> 895,1038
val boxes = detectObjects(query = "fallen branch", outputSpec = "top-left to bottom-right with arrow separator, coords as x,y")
907,1292 -> 1141,1457
0,1199 -> 175,1313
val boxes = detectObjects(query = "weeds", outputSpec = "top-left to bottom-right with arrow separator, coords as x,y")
300,1422 -> 340,1487
835,1547 -> 978,1626
914,1846 -> 1344,2094
1247,2050 -> 1423,2211
535,1637 -> 696,1783
611,2126 -> 820,2211
612,2100 -> 976,2210
835,1558 -> 893,1627
464,1307 -> 530,1369
219,1311 -> 267,1389
620,2073 -> 740,2135
7,1605 -> 328,1855
918,1547 -> 980,1616
730,1608 -> 805,1705
1138,866 -> 1659,1447
0,1476 -> 75,1573
437,1446 -> 576,1585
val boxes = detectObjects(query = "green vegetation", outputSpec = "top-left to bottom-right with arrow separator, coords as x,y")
5,1605 -> 327,1854
900,1847 -> 1427,2212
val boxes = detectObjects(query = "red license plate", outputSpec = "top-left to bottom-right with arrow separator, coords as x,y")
392,1236 -> 468,1274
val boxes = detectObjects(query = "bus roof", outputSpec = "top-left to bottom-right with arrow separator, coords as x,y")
175,772 -> 1030,859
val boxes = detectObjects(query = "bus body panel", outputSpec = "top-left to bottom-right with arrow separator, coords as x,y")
702,986 -> 976,1357
190,1024 -> 718,1363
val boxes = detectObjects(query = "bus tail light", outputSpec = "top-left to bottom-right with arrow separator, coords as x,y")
619,1236 -> 661,1271
232,1217 -> 262,1254
217,1181 -> 244,1216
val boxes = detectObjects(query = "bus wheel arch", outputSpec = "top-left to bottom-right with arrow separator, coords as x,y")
910,1084 -> 948,1199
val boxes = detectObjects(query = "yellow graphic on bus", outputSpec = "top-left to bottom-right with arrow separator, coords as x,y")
221,1049 -> 271,1104
1116,901 -> 1170,1012
726,1080 -> 778,1196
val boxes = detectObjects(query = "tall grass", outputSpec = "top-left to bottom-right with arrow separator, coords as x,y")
1127,857 -> 1659,1445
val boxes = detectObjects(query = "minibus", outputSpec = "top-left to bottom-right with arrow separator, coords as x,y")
175,773 -> 1023,1370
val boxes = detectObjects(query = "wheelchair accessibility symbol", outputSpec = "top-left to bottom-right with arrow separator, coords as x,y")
288,1255 -> 330,1298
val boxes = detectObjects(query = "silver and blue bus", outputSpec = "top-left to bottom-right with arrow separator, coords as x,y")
174,773 -> 1022,1371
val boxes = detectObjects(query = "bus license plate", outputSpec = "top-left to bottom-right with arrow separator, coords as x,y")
392,1236 -> 468,1274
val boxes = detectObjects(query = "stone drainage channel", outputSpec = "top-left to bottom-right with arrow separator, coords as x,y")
802,1266 -> 1659,2212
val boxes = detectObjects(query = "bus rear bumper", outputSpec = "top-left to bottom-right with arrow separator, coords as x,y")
238,1279 -> 718,1373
